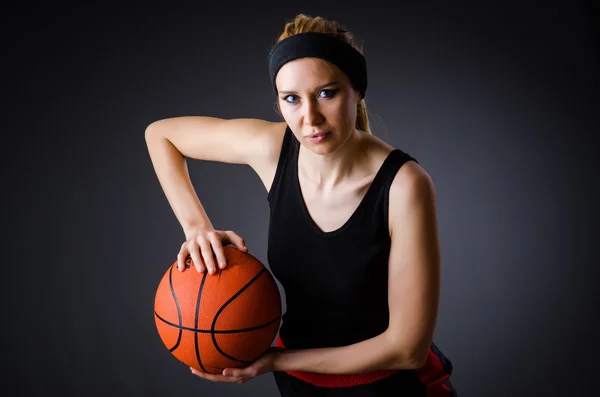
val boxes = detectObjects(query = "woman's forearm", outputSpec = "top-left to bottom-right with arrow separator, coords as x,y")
145,124 -> 213,234
272,331 -> 422,375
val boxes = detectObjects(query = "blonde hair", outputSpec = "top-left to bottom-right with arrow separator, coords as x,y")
273,14 -> 372,134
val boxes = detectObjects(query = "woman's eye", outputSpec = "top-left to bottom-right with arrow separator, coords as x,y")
284,94 -> 299,103
319,89 -> 337,98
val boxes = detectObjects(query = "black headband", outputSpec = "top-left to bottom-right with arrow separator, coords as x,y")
268,32 -> 368,99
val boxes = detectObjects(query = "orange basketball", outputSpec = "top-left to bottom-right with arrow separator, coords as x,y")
153,246 -> 282,374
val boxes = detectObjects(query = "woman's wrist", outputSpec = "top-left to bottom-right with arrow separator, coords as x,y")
182,220 -> 213,237
270,347 -> 287,372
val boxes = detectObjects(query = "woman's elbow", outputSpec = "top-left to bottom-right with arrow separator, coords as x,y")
388,341 -> 429,370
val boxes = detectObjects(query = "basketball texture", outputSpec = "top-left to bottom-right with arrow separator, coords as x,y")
154,246 -> 282,374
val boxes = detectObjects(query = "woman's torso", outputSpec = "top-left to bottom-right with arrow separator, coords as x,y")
248,121 -> 456,395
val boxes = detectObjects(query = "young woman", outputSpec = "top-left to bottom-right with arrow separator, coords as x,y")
145,13 -> 458,397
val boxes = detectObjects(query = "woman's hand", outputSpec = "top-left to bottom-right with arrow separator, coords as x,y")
178,227 -> 248,274
189,347 -> 285,384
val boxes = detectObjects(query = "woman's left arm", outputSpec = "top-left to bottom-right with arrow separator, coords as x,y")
273,163 -> 441,374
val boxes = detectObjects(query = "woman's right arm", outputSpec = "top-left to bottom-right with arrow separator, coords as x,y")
144,116 -> 281,274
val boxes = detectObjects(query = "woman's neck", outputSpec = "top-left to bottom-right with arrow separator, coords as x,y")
298,128 -> 368,192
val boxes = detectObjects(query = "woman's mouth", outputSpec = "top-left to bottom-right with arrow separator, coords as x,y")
307,131 -> 331,143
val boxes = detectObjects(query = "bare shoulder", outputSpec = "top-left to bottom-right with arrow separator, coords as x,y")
251,120 -> 287,164
387,158 -> 436,235
249,121 -> 288,191
391,160 -> 432,192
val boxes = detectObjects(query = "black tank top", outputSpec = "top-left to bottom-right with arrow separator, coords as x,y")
267,126 -> 419,350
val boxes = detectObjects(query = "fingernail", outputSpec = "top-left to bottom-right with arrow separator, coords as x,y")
219,262 -> 226,269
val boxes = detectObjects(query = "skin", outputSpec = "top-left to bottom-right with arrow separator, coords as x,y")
190,56 -> 441,384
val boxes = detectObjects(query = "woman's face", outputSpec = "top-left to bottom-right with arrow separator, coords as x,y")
275,57 -> 360,155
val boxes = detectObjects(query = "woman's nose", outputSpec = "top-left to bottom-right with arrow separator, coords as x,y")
303,100 -> 323,126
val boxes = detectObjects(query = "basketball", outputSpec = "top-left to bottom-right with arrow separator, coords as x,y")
153,245 -> 282,374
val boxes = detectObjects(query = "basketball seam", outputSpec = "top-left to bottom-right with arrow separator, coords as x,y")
194,272 -> 209,372
211,268 -> 280,364
167,264 -> 183,352
154,311 -> 281,334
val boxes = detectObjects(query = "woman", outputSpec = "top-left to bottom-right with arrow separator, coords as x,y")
145,13 -> 458,397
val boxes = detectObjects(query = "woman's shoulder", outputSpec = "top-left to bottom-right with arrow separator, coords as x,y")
245,121 -> 288,192
364,132 -> 431,204
366,136 -> 434,236
228,119 -> 287,170
254,120 -> 288,162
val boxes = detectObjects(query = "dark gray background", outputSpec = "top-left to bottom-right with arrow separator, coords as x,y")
4,1 -> 599,396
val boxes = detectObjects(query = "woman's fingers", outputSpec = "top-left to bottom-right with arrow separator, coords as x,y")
225,230 -> 248,253
177,230 -> 249,274
188,241 -> 205,273
208,233 -> 228,270
190,367 -> 246,384
177,242 -> 188,271
198,236 -> 218,274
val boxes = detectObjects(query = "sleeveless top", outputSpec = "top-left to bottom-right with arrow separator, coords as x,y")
266,126 -> 454,391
